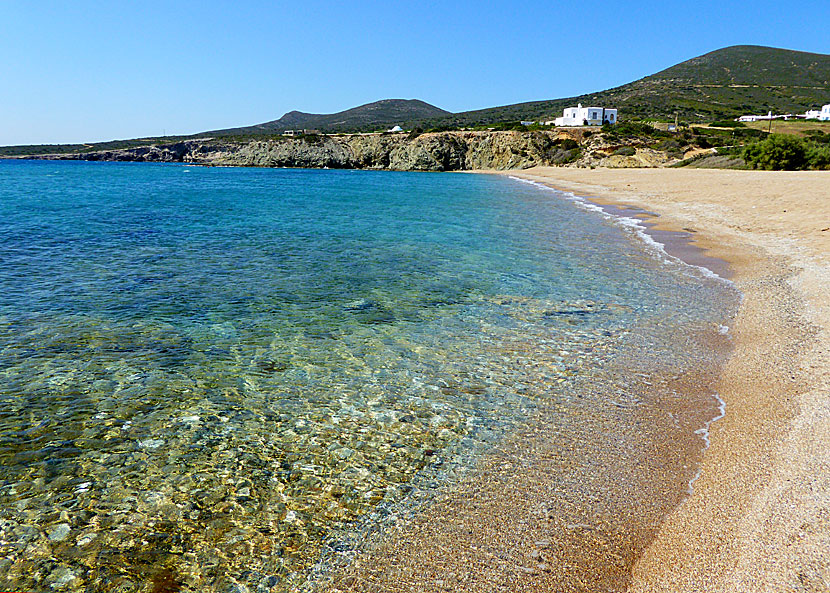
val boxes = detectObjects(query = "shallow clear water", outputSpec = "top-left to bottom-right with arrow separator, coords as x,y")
0,161 -> 737,592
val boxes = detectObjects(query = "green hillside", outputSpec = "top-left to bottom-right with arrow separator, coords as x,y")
3,45 -> 829,157
652,45 -> 830,87
421,45 -> 830,127
0,100 -> 449,156
211,47 -> 830,135
209,99 -> 450,135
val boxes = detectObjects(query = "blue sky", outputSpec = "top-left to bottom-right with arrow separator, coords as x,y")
2,0 -> 829,145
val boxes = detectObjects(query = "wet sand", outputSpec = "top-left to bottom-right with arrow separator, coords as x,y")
322,168 -> 758,593
326,354 -> 734,593
499,167 -> 830,591
325,167 -> 829,592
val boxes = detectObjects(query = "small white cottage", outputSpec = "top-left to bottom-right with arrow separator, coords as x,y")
737,111 -> 780,122
553,104 -> 617,126
821,104 -> 830,121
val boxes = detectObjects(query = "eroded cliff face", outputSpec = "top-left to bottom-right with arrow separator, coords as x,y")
197,131 -> 571,171
36,131 -> 581,171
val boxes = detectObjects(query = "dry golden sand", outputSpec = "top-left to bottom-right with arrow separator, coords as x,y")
501,167 -> 830,592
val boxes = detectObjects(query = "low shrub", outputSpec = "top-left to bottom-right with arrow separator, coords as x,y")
654,139 -> 683,151
491,121 -> 528,132
716,145 -> 744,156
551,148 -> 581,165
554,138 -> 579,150
742,134 -> 808,170
710,120 -> 746,128
614,121 -> 670,138
807,144 -> 830,169
805,130 -> 830,144
612,146 -> 636,156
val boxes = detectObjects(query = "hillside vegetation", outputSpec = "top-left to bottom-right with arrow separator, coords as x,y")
3,45 -> 829,162
420,46 -> 830,128
208,99 -> 450,136
741,131 -> 830,170
159,45 -> 830,137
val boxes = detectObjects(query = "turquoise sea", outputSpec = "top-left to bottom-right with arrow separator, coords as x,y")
0,161 -> 738,592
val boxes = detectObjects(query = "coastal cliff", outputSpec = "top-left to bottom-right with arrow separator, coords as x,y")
27,129 -> 698,170
33,131 -> 591,171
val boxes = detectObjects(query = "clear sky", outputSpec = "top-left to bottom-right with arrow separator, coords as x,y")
2,0 -> 829,145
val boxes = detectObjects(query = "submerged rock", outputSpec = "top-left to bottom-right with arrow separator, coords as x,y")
47,523 -> 71,542
343,299 -> 376,312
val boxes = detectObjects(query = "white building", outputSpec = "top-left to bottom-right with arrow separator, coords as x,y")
553,104 -> 617,126
802,105 -> 830,120
388,125 -> 404,132
738,112 -> 773,122
737,111 -> 796,122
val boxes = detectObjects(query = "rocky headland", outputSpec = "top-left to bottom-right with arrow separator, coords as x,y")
25,130 -> 680,171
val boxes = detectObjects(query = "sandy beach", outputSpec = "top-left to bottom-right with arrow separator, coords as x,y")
501,167 -> 830,591
325,166 -> 829,592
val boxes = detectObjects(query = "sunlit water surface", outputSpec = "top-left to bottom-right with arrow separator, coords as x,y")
0,161 -> 738,592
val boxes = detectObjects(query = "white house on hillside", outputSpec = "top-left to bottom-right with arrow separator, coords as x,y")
737,111 -> 794,122
804,105 -> 830,120
551,104 -> 617,126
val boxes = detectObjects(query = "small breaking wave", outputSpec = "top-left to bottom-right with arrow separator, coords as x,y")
507,176 -> 736,289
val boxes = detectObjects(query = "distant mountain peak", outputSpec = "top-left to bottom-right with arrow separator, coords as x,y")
645,45 -> 830,87
173,46 -> 830,141
423,45 -> 830,126
210,99 -> 449,136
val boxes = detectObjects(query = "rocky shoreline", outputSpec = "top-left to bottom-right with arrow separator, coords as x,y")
23,130 -> 678,171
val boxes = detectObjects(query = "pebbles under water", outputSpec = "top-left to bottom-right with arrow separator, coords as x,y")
0,162 -> 738,592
